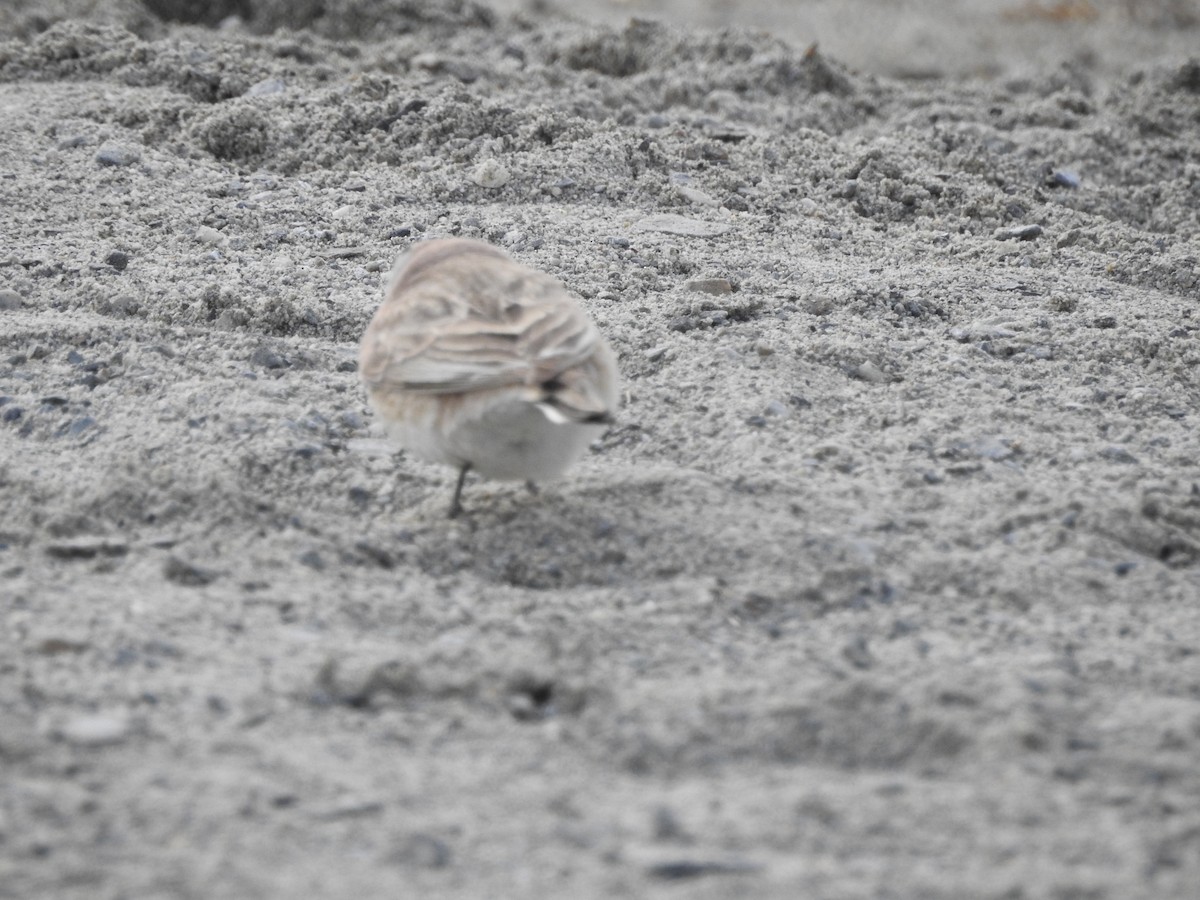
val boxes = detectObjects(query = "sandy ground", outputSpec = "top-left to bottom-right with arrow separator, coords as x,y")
2,1 -> 1200,898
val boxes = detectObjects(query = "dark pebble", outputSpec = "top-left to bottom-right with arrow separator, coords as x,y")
745,415 -> 768,428
339,410 -> 366,431
647,860 -> 760,880
842,635 -> 874,669
1092,315 -> 1117,329
0,289 -> 22,310
67,350 -> 85,366
67,416 -> 96,435
2,407 -> 22,423
298,550 -> 325,571
106,251 -> 130,271
668,316 -> 698,332
164,557 -> 218,586
1099,446 -> 1138,465
250,346 -> 287,369
392,833 -> 452,869
996,224 -> 1043,241
605,236 -> 631,249
1114,561 -> 1137,576
96,146 -> 141,167
1048,170 -> 1080,189
354,541 -> 395,569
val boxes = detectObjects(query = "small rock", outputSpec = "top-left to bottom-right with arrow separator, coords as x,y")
245,77 -> 287,97
471,159 -> 510,189
676,185 -> 719,207
45,537 -> 128,560
745,415 -> 767,428
1099,446 -> 1138,465
164,556 -> 218,586
58,713 -> 130,747
634,214 -> 730,238
994,224 -> 1043,241
647,860 -> 761,880
842,635 -> 874,669
644,345 -> 669,361
298,550 -> 325,570
1047,170 -> 1080,189
250,346 -> 287,369
605,236 -> 630,249
763,400 -> 788,417
851,361 -> 889,384
1092,315 -> 1118,329
392,833 -> 452,869
195,225 -> 225,246
0,289 -> 22,310
67,416 -> 96,436
105,250 -> 130,271
684,278 -> 733,295
95,146 -> 141,167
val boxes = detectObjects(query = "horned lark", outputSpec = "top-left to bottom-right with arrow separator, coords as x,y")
359,238 -> 620,516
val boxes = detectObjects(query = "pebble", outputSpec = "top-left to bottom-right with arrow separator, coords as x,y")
105,250 -> 130,271
67,416 -> 96,436
1048,169 -> 1080,189
163,556 -> 218,586
647,860 -> 761,880
245,77 -> 287,96
1092,315 -> 1117,329
644,345 -> 669,361
634,214 -> 730,238
195,225 -> 225,246
677,185 -> 720,206
1099,446 -> 1138,465
95,146 -> 141,167
684,278 -> 733,295
45,537 -> 129,560
471,159 -> 510,189
763,400 -> 788,417
994,224 -> 1043,242
0,289 -> 22,310
58,713 -> 130,747
250,346 -> 287,369
851,361 -> 889,383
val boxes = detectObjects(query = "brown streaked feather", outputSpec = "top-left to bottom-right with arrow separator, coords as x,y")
360,240 -> 606,398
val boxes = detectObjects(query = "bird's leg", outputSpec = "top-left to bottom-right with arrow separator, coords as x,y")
449,463 -> 471,518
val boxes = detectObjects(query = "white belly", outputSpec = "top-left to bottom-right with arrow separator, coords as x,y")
389,398 -> 602,482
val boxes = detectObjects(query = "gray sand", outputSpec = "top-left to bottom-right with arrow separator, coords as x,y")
2,1 -> 1199,897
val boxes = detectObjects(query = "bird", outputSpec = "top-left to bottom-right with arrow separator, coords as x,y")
358,237 -> 620,517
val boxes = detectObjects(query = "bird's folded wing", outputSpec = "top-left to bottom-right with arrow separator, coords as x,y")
363,305 -> 599,396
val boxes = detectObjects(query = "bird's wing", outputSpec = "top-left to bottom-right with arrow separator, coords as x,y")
361,273 -> 600,396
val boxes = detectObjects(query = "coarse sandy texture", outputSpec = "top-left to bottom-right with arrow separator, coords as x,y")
2,1 -> 1200,898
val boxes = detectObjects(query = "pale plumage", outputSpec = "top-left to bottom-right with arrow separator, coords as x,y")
359,238 -> 620,516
